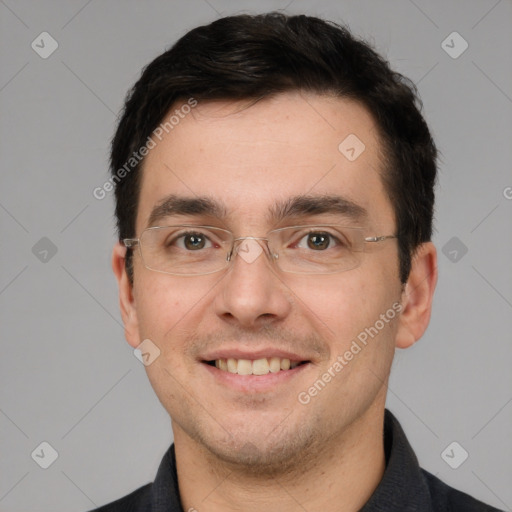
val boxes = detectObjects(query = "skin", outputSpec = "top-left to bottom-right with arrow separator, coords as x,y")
112,91 -> 437,511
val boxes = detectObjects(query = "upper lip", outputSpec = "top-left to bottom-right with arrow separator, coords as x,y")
200,348 -> 310,363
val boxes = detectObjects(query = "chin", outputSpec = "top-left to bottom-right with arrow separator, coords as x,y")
190,414 -> 324,477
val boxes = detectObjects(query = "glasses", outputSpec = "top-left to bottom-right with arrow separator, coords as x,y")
123,224 -> 397,276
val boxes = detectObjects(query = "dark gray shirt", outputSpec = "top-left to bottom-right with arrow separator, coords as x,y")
91,410 -> 502,511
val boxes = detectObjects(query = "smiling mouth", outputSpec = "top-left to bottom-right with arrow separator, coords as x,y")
204,357 -> 309,376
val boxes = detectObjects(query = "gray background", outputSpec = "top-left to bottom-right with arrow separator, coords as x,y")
1,0 -> 511,511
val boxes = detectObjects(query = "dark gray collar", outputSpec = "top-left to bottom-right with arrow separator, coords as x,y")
360,409 -> 433,511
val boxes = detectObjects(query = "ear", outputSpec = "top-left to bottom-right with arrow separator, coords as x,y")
395,242 -> 438,349
112,242 -> 141,349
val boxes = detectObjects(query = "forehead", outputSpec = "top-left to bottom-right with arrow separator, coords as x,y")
137,92 -> 394,232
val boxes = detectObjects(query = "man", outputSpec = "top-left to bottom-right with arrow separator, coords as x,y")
95,12 -> 501,512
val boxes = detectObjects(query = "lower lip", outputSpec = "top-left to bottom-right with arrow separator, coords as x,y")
201,362 -> 310,393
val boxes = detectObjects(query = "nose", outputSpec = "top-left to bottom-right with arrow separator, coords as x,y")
213,238 -> 293,328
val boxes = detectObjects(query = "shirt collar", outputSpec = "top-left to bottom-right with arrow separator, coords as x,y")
150,443 -> 183,511
360,409 -> 433,511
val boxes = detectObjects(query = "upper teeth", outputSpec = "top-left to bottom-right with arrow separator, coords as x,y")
214,357 -> 299,375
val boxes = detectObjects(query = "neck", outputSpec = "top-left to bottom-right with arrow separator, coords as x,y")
174,404 -> 386,512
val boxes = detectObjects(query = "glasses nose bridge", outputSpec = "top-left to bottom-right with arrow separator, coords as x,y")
229,235 -> 277,263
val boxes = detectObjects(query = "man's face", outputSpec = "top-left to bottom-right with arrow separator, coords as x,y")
123,92 -> 404,470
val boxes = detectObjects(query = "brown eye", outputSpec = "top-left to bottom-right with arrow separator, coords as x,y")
183,233 -> 207,250
307,233 -> 331,250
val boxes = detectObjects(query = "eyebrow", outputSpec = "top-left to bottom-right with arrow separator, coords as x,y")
146,193 -> 367,228
147,195 -> 228,227
268,194 -> 367,225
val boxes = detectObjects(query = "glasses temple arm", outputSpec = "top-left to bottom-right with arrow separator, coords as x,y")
123,238 -> 140,248
364,235 -> 397,243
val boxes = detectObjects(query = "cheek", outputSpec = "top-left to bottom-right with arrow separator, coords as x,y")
293,269 -> 398,354
133,274 -> 208,342
292,274 -> 372,336
134,276 -> 213,398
